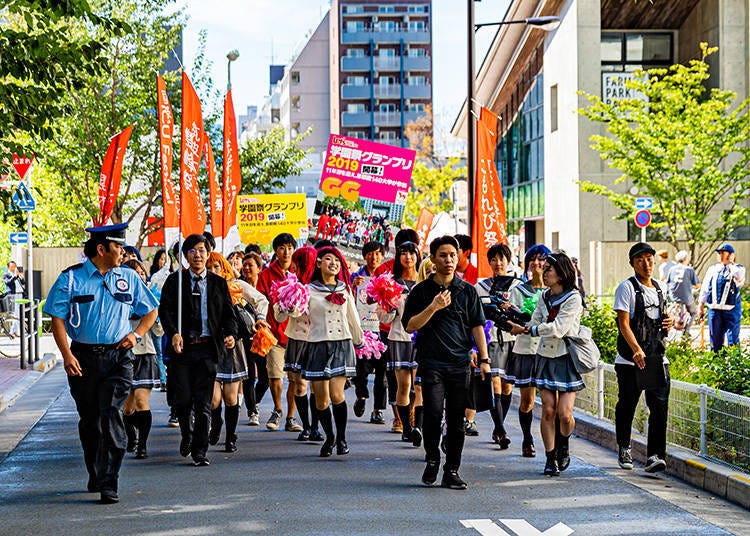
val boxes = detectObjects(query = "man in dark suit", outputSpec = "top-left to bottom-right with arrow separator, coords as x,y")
159,234 -> 238,466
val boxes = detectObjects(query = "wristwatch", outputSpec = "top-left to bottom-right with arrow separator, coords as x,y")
134,333 -> 142,344
479,358 -> 491,365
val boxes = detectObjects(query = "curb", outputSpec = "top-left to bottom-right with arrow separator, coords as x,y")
0,353 -> 58,414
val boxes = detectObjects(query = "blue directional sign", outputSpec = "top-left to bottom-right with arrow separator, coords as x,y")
635,197 -> 653,210
12,182 -> 35,211
9,232 -> 28,245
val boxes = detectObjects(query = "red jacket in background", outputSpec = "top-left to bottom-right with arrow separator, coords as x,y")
256,259 -> 289,347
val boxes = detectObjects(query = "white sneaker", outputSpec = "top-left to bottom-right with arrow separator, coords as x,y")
618,447 -> 633,470
644,455 -> 666,473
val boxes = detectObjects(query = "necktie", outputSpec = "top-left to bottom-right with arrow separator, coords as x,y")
190,275 -> 202,337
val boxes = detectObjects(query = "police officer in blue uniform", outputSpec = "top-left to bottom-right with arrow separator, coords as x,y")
699,243 -> 746,352
44,223 -> 159,504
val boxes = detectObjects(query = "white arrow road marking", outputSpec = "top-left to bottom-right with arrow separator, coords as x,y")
499,519 -> 574,536
460,519 -> 512,536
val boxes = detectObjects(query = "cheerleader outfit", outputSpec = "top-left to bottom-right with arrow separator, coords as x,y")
302,281 -> 364,380
378,279 -> 417,371
506,282 -> 543,387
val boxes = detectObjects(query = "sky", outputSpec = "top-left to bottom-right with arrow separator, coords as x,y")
179,0 -> 511,149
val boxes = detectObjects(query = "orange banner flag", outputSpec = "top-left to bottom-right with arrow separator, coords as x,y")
204,131 -> 222,244
471,107 -> 508,279
157,75 -> 178,242
179,71 -> 206,238
415,207 -> 434,254
222,89 -> 242,253
97,125 -> 133,226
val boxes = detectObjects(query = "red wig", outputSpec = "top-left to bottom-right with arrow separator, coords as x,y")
292,246 -> 317,285
314,245 -> 352,293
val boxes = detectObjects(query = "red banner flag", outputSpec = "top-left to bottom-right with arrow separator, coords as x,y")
157,75 -> 178,245
222,89 -> 242,253
204,131 -> 222,247
415,207 -> 434,254
97,125 -> 133,226
471,107 -> 508,279
179,72 -> 206,238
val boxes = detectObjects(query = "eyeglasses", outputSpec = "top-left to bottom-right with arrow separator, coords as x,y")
189,248 -> 208,256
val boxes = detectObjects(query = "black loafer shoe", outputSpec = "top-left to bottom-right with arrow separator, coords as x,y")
320,440 -> 334,457
353,398 -> 366,418
224,441 -> 237,453
544,454 -> 560,476
297,429 -> 311,442
441,469 -> 468,490
309,430 -> 324,442
411,427 -> 423,448
126,439 -> 137,453
557,446 -> 570,472
87,476 -> 100,493
135,447 -> 148,459
421,461 -> 440,486
100,489 -> 119,504
179,436 -> 192,458
336,440 -> 350,455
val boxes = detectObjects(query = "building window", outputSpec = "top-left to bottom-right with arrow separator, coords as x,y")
349,76 -> 368,86
291,122 -> 300,137
408,21 -> 425,32
347,103 -> 366,113
408,76 -> 426,86
347,48 -> 366,57
408,6 -> 426,13
291,95 -> 301,110
601,31 -> 673,72
379,75 -> 396,86
378,48 -> 396,57
550,84 -> 558,132
376,21 -> 397,32
410,103 -> 425,113
291,71 -> 300,84
344,5 -> 363,14
346,21 -> 365,33
347,131 -> 367,139
379,131 -> 398,141
379,6 -> 394,13
407,47 -> 427,57
379,103 -> 397,112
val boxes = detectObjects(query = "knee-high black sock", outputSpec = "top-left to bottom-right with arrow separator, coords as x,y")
491,395 -> 506,436
413,406 -> 423,430
310,394 -> 320,431
397,404 -> 412,434
318,405 -> 334,441
295,395 -> 310,431
225,404 -> 239,443
124,413 -> 137,448
332,402 -> 348,442
500,393 -> 512,420
135,410 -> 152,448
519,409 -> 534,443
209,407 -> 223,444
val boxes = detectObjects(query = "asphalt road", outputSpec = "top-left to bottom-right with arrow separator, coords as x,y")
0,366 -> 747,536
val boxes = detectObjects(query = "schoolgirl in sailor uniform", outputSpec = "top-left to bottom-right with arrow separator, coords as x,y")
509,251 -> 584,477
301,246 -> 364,457
377,241 -> 422,446
122,259 -> 164,460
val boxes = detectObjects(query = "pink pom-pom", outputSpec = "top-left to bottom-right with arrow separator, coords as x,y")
365,273 -> 403,311
355,330 -> 387,360
271,274 -> 310,317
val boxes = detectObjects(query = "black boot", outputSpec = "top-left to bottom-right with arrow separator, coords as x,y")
135,410 -> 152,459
309,396 -> 323,441
318,406 -> 334,457
411,406 -> 423,447
332,402 -> 349,455
224,404 -> 239,452
397,404 -> 412,442
555,418 -> 570,471
295,395 -> 311,440
519,409 -> 535,457
124,413 -> 137,453
209,406 -> 223,446
544,450 -> 560,476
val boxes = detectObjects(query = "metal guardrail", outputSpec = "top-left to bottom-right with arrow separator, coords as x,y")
18,298 -> 40,369
575,362 -> 750,473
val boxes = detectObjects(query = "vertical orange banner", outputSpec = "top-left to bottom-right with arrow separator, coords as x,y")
157,75 -> 178,244
204,131 -> 222,247
222,89 -> 242,253
471,107 -> 508,279
415,207 -> 434,254
179,72 -> 206,238
98,125 -> 133,225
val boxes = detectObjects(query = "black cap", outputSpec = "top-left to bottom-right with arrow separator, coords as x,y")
628,242 -> 656,261
85,223 -> 128,244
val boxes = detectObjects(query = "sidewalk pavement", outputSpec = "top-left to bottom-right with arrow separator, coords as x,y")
0,336 -> 59,414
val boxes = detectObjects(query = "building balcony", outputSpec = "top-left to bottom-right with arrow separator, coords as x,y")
342,30 -> 430,45
403,56 -> 431,71
341,84 -> 371,99
374,111 -> 422,127
373,57 -> 400,71
341,112 -> 372,128
376,137 -> 407,147
403,84 -> 431,99
373,84 -> 401,98
341,56 -> 372,71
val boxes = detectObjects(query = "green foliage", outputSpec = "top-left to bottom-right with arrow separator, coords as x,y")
578,43 -> 750,275
319,195 -> 364,214
403,158 -> 462,227
238,124 -> 312,194
581,297 -> 619,363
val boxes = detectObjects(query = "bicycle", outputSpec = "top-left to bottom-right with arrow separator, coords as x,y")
0,295 -> 29,358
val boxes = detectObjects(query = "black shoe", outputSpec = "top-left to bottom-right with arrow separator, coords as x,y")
193,455 -> 210,466
179,436 -> 192,458
99,489 -> 119,504
297,429 -> 311,441
320,439 -> 334,458
208,426 -> 221,446
544,452 -> 560,476
422,461 -> 440,486
522,440 -> 536,458
493,431 -> 511,450
87,476 -> 100,493
557,445 -> 570,472
126,439 -> 137,453
401,429 -> 412,443
336,439 -> 350,455
353,398 -> 366,418
224,441 -> 237,453
441,469 -> 468,490
309,429 -> 324,442
135,446 -> 148,459
411,427 -> 423,448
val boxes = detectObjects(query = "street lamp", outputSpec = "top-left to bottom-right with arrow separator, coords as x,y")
466,2 -> 561,233
226,49 -> 240,90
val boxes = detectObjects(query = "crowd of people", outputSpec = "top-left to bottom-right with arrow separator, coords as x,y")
40,220 -> 744,504
313,206 -> 394,252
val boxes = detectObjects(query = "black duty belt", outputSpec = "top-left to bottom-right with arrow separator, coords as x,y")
71,342 -> 120,353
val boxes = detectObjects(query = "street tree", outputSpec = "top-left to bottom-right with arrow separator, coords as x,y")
238,124 -> 312,194
579,43 -> 749,273
403,159 -> 462,228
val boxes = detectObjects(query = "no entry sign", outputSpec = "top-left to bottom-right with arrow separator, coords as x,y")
634,209 -> 651,228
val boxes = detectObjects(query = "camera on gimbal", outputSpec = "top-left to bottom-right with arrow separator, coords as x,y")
479,276 -> 530,332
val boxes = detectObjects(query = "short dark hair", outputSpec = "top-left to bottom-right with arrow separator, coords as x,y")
272,233 -> 296,250
362,240 -> 385,257
83,238 -> 121,259
487,243 -> 512,263
454,234 -> 473,253
244,243 -> 262,255
182,234 -> 209,256
242,252 -> 263,270
227,251 -> 244,262
545,251 -> 578,292
314,239 -> 335,249
202,232 -> 216,252
393,241 -> 421,279
429,235 -> 459,256
394,228 -> 419,248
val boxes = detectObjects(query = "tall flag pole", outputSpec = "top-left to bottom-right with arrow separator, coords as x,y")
157,75 -> 178,253
97,125 -> 133,226
179,71 -> 206,240
204,131 -> 223,253
222,88 -> 241,254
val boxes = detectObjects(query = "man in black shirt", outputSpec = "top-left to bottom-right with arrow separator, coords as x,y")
402,235 -> 489,490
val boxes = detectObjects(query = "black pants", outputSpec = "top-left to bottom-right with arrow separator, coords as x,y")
421,363 -> 471,469
170,342 -> 217,459
68,343 -> 133,493
242,348 -> 268,411
615,363 -> 671,458
353,352 -> 387,410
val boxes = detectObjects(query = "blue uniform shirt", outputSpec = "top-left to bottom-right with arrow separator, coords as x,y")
43,259 -> 159,344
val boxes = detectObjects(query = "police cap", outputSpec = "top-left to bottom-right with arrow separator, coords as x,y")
85,223 -> 128,245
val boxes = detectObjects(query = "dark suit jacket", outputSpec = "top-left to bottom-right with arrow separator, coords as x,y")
159,269 -> 238,360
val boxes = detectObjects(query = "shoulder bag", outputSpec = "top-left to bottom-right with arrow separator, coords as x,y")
564,324 -> 600,374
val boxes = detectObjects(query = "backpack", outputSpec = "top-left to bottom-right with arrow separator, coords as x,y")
616,276 -> 666,361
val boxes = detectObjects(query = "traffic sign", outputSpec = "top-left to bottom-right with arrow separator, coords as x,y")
12,154 -> 34,180
12,182 -> 35,211
9,232 -> 28,245
634,209 -> 651,228
635,197 -> 653,210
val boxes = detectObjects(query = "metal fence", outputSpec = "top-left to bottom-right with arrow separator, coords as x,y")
575,362 -> 750,473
